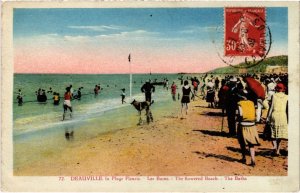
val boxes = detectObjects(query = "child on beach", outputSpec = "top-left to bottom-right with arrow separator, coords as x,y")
121,88 -> 126,104
63,87 -> 73,121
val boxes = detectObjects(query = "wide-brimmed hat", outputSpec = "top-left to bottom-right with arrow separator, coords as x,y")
275,83 -> 286,92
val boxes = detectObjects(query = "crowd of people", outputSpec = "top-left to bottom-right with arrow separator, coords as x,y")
175,72 -> 288,167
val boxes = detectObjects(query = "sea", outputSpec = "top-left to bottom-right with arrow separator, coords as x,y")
13,73 -> 190,170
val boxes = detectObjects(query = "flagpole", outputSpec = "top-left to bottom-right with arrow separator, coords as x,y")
129,54 -> 132,98
130,65 -> 132,98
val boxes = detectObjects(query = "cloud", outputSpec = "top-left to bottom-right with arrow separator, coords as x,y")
51,30 -> 161,44
95,30 -> 160,40
180,26 -> 218,34
63,35 -> 92,42
68,25 -> 123,32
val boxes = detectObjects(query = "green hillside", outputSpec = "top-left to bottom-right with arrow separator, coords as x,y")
208,55 -> 288,74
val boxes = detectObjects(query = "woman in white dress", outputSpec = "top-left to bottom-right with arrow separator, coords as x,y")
266,83 -> 288,156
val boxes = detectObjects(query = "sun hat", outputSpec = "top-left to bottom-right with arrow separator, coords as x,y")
275,83 -> 286,92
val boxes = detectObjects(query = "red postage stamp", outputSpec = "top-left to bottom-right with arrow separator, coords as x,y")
224,7 -> 266,57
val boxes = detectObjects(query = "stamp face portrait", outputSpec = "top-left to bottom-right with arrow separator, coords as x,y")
1,2 -> 299,192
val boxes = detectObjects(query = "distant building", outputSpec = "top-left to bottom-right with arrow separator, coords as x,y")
265,66 -> 288,74
239,68 -> 247,74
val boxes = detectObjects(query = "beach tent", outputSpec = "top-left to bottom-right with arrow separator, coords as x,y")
244,77 -> 265,99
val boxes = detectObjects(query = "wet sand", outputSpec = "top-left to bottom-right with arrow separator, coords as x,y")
14,98 -> 287,176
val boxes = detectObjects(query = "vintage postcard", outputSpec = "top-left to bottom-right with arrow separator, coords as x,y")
1,1 -> 299,192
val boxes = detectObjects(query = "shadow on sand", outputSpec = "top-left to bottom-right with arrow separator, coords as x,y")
199,112 -> 225,117
192,151 -> 241,163
258,133 -> 273,141
193,129 -> 234,138
226,146 -> 286,159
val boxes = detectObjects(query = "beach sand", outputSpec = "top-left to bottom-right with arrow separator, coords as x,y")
14,98 -> 287,176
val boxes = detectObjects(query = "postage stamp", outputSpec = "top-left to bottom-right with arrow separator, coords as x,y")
1,1 -> 299,192
224,7 -> 266,57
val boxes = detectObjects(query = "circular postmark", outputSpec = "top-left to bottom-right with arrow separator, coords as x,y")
210,8 -> 272,69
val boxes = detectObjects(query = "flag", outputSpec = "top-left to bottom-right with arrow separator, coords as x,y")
128,54 -> 131,62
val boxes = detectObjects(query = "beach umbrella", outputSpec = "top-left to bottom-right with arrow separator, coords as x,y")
244,77 -> 265,99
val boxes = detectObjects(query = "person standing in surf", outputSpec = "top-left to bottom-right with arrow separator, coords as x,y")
171,82 -> 177,101
121,88 -> 126,104
165,79 -> 169,91
16,89 -> 23,106
77,87 -> 82,100
53,92 -> 60,105
63,87 -> 73,121
94,85 -> 99,96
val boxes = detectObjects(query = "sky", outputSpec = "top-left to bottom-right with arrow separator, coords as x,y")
13,8 -> 288,74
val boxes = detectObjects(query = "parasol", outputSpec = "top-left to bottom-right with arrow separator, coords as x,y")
244,77 -> 265,99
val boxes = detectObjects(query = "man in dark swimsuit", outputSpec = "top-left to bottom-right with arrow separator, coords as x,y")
141,80 -> 155,103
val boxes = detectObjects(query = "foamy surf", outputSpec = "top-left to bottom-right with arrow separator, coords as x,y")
13,90 -> 169,137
